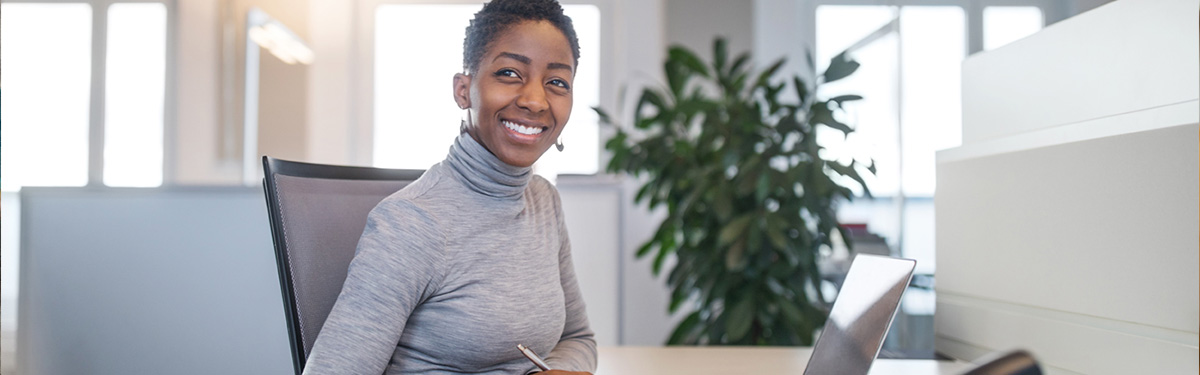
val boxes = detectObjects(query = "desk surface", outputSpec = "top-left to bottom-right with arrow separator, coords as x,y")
595,346 -> 971,375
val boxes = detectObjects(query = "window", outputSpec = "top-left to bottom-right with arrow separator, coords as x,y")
984,6 -> 1044,50
1,3 -> 94,190
104,3 -> 168,187
372,3 -> 601,176
813,1 -> 1044,274
0,1 -> 169,191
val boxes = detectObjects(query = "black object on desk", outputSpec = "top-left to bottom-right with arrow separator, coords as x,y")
961,349 -> 1043,375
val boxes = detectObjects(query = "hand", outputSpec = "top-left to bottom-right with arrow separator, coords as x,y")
535,371 -> 592,375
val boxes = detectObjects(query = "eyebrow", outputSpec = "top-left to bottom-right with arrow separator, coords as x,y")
494,52 -> 574,73
547,62 -> 574,73
495,52 -> 531,65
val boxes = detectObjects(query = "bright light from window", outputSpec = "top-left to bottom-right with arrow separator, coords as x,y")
900,6 -> 964,197
373,4 -> 601,176
374,5 -> 476,171
815,5 -> 964,198
104,3 -> 167,187
816,5 -> 900,197
1,4 -> 93,191
983,6 -> 1043,51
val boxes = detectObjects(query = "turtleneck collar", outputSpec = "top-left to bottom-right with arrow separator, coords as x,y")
445,132 -> 532,200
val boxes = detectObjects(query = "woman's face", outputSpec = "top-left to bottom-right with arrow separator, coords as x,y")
454,20 -> 575,168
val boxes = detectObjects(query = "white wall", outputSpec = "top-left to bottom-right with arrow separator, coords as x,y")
175,0 -> 239,185
666,0 -> 755,58
935,0 -> 1199,373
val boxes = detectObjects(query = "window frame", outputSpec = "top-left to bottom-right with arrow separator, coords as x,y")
351,0 -> 615,173
805,0 -> 1056,262
1,0 -> 177,190
803,0 -> 1059,57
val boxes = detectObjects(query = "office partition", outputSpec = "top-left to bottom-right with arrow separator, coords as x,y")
935,0 -> 1199,373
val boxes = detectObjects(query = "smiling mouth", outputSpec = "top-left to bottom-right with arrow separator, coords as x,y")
502,120 -> 547,136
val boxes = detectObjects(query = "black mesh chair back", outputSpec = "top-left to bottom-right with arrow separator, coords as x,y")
262,156 -> 423,374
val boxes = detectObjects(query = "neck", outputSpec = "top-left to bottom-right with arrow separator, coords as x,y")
445,132 -> 532,200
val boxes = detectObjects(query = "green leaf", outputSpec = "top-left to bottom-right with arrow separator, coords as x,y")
635,241 -> 656,258
652,244 -> 672,275
669,284 -> 691,313
778,298 -> 804,326
714,192 -> 733,220
828,95 -> 863,107
726,297 -> 755,342
767,225 -> 789,250
728,53 -> 751,78
754,59 -> 786,89
793,77 -> 810,105
822,52 -> 860,84
811,102 -> 853,134
713,37 -> 728,73
718,214 -> 755,246
667,311 -> 702,345
669,45 -> 710,77
592,106 -> 613,124
725,239 -> 747,271
804,49 -> 816,74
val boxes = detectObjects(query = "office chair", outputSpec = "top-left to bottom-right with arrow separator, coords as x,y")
261,156 -> 423,375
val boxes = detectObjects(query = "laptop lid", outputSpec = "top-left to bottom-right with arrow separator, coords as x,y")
803,254 -> 916,375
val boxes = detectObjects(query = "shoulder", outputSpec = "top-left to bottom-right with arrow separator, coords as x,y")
528,175 -> 562,200
527,174 -> 564,211
366,174 -> 451,250
371,164 -> 454,222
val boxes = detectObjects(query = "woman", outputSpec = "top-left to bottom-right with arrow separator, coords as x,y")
302,1 -> 596,374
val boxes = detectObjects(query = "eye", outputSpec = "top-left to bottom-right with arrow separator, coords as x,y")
494,68 -> 520,79
549,78 -> 571,90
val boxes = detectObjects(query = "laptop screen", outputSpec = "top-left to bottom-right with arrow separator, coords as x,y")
803,254 -> 916,375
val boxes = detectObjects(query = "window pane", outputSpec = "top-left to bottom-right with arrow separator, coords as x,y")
899,6 -> 965,197
373,5 -> 601,175
983,6 -> 1043,51
374,4 -> 476,170
816,5 -> 900,197
104,3 -> 167,187
1,4 -> 93,191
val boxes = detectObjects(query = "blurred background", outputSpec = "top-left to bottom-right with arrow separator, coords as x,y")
8,0 -> 1189,374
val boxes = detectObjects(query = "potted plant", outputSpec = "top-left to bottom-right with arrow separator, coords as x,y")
595,38 -> 873,345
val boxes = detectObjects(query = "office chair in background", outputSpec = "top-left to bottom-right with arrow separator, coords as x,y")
261,156 -> 423,375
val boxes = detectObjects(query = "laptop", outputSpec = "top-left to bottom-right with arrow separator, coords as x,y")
803,254 -> 917,375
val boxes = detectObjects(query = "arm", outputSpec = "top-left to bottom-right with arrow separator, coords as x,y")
539,191 -> 598,374
302,199 -> 445,375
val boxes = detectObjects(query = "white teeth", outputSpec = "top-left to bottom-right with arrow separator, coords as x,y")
503,121 -> 544,135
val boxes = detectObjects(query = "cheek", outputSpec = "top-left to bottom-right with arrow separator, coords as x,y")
552,95 -> 573,126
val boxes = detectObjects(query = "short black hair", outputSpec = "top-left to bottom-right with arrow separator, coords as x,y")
462,0 -> 580,75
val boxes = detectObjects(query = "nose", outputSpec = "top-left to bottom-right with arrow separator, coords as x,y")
516,81 -> 549,113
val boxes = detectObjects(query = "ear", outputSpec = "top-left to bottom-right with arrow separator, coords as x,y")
453,73 -> 472,109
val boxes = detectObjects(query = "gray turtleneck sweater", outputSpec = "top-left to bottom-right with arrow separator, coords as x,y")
302,133 -> 597,375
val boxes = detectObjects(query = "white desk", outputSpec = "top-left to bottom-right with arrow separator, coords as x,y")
596,346 -> 971,375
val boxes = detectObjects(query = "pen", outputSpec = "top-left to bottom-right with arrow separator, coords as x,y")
517,343 -> 551,372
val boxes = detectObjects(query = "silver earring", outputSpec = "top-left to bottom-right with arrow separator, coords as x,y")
555,139 -> 565,152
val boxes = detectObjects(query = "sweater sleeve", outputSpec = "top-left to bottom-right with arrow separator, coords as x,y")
541,189 -> 598,373
302,199 -> 445,375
